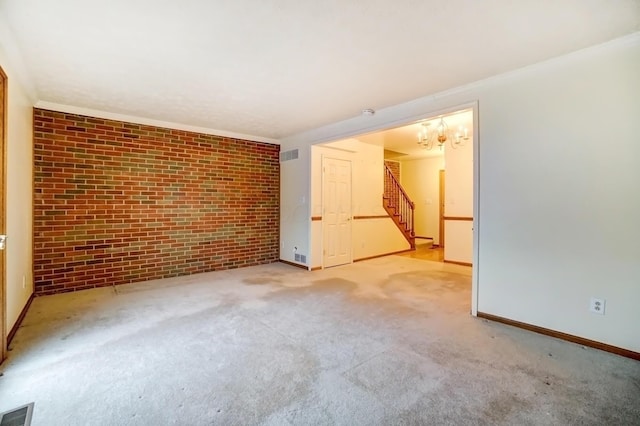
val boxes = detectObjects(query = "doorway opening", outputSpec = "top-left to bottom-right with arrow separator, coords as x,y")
383,108 -> 474,268
310,103 -> 478,313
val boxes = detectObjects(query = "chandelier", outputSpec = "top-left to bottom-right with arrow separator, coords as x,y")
417,117 -> 469,150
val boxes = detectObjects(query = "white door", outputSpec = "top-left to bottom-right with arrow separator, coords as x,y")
323,157 -> 352,268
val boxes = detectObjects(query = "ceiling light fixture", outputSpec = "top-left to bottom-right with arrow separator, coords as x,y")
454,124 -> 470,146
417,117 -> 469,150
417,122 -> 433,149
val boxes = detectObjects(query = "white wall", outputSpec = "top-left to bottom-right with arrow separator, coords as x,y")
309,140 -> 409,268
443,130 -> 473,263
444,221 -> 472,263
444,138 -> 473,217
281,34 -> 640,353
400,156 -> 444,243
280,144 -> 310,267
476,36 -> 640,352
0,38 -> 34,334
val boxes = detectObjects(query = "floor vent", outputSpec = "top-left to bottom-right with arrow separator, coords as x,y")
280,149 -> 299,162
0,403 -> 34,426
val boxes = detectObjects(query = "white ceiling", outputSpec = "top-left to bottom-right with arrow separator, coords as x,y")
1,1 -> 639,140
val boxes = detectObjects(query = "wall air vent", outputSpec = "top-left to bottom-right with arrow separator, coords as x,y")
0,403 -> 34,426
279,149 -> 299,162
294,253 -> 307,264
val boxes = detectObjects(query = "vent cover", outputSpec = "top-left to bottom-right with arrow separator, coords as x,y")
279,149 -> 299,162
294,253 -> 307,264
0,403 -> 34,426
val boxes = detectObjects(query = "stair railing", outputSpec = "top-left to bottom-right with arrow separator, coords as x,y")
383,165 -> 415,246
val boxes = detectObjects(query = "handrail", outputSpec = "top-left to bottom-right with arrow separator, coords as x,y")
383,165 -> 415,244
384,165 -> 414,208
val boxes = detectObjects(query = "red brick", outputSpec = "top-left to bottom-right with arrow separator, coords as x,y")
33,108 -> 280,294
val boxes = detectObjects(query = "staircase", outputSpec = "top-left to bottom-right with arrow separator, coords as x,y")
383,165 -> 415,249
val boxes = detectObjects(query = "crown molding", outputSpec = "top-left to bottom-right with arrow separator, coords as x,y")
281,31 -> 640,147
34,101 -> 280,145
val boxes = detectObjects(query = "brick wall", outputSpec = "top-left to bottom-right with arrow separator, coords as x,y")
384,160 -> 400,181
33,109 -> 279,295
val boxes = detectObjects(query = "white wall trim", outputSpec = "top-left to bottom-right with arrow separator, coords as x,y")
34,101 -> 281,145
470,101 -> 479,317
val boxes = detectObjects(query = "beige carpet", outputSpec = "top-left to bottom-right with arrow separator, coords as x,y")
1,256 -> 639,425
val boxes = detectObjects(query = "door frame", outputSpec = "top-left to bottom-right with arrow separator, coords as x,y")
407,102 -> 480,316
321,155 -> 353,268
1,65 -> 7,362
470,102 -> 479,316
310,101 -> 479,315
438,169 -> 445,248
323,101 -> 480,315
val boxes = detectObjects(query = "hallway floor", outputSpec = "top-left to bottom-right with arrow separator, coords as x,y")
1,256 -> 639,425
399,240 -> 444,262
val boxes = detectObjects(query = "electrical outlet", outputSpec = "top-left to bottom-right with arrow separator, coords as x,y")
590,297 -> 605,315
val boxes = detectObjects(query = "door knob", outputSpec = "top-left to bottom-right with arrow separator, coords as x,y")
0,235 -> 6,250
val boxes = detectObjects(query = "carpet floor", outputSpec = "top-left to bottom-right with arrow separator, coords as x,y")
1,256 -> 639,425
